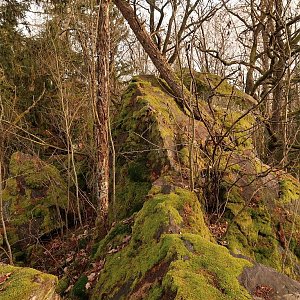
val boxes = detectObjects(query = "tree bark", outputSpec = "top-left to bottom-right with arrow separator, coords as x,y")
113,0 -> 190,108
95,0 -> 110,238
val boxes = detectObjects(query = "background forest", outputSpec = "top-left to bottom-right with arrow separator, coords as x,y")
1,0 -> 300,299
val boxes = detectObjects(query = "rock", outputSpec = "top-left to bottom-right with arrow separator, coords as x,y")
90,75 -> 300,299
182,70 -> 258,110
0,263 -> 59,300
239,263 -> 300,299
2,152 -> 74,248
91,188 -> 253,299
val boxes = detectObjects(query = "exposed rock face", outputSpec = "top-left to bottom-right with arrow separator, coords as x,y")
90,74 -> 300,299
0,263 -> 59,300
240,263 -> 300,299
2,152 -> 73,249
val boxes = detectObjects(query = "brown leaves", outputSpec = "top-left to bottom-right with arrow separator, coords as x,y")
0,273 -> 11,284
254,285 -> 274,300
85,260 -> 105,290
209,221 -> 228,240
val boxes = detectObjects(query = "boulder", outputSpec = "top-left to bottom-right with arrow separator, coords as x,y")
0,263 -> 59,300
240,262 -> 300,299
2,152 -> 74,250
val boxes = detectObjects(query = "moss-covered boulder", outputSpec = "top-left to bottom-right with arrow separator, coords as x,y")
92,187 -> 252,300
0,263 -> 59,300
112,75 -> 208,222
2,152 -> 73,250
217,152 -> 300,277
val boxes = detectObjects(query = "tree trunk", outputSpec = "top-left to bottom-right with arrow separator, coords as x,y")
95,0 -> 110,238
113,0 -> 191,109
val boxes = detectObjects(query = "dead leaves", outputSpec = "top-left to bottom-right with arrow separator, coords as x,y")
85,260 -> 105,290
0,272 -> 12,292
254,285 -> 274,300
0,272 -> 11,284
209,221 -> 228,240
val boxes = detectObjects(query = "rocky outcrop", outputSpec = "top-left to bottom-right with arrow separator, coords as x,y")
89,74 -> 300,299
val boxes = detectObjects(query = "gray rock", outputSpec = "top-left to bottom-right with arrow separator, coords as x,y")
239,263 -> 300,299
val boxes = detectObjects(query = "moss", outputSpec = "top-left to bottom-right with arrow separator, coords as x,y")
164,234 -> 252,300
0,263 -> 57,300
289,238 -> 300,259
181,70 -> 256,111
253,235 -> 281,269
56,276 -> 69,295
128,160 -> 150,182
2,152 -> 69,247
178,147 -> 190,167
92,188 -> 251,300
72,275 -> 88,299
222,172 -> 299,274
278,174 -> 300,204
111,174 -> 151,222
147,284 -> 163,299
111,76 -> 194,221
96,222 -> 132,257
217,111 -> 256,150
225,200 -> 281,266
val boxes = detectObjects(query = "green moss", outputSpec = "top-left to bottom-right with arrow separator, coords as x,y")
225,201 -> 281,265
223,176 -> 294,273
254,235 -> 281,269
56,276 -> 69,295
92,188 -> 251,299
164,234 -> 251,300
72,275 -> 88,299
96,222 -> 132,256
3,152 -> 69,246
147,285 -> 163,299
217,111 -> 255,150
128,160 -> 150,182
181,70 -> 256,111
112,174 -> 151,222
179,147 -> 190,167
0,263 -> 57,300
279,175 -> 300,204
112,76 -> 191,221
290,238 -> 300,259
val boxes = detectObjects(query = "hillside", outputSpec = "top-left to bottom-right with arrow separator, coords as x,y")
2,74 -> 300,299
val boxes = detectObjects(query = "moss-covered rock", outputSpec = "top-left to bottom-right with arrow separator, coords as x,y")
92,73 -> 300,298
2,152 -> 73,249
0,263 -> 58,300
182,71 -> 257,111
220,155 -> 300,276
92,187 -> 252,300
112,75 -> 208,222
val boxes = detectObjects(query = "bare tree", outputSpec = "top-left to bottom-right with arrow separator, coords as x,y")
95,0 -> 111,237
